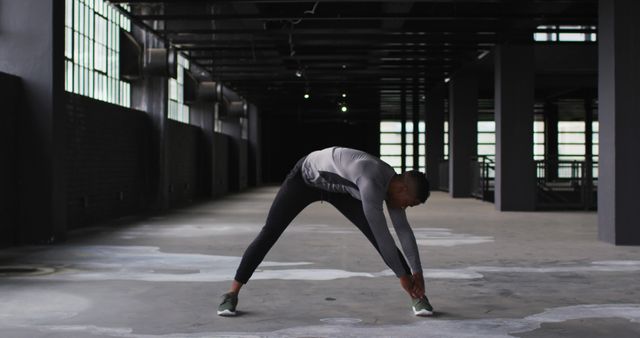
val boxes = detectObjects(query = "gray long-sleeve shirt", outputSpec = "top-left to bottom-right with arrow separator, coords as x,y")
300,146 -> 422,277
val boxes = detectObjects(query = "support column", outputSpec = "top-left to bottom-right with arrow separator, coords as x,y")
448,72 -> 478,197
494,44 -> 536,211
0,0 -> 66,243
425,85 -> 445,190
584,96 -> 594,210
131,10 -> 169,211
544,101 -> 559,181
400,82 -> 407,172
598,0 -> 640,245
412,77 -> 420,171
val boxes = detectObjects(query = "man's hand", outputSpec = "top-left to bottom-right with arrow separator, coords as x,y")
400,274 -> 420,298
411,272 -> 425,299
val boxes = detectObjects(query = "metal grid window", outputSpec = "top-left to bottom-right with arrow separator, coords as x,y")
380,121 -> 426,173
533,120 -> 545,161
477,121 -> 495,160
64,0 -> 131,107
168,54 -> 190,123
558,121 -> 586,161
476,121 -> 545,162
444,121 -> 449,160
534,25 -> 597,42
558,121 -> 599,178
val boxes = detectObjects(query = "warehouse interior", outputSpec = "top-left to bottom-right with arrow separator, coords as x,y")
1,0 -> 639,337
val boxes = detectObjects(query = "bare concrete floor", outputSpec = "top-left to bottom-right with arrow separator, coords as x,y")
1,188 -> 640,337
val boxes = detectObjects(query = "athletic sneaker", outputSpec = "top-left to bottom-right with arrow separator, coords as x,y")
217,292 -> 238,316
412,295 -> 434,316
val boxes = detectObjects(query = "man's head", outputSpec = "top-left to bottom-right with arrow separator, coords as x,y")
387,171 -> 430,209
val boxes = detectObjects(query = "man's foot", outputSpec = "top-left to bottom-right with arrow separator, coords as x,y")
217,292 -> 238,316
412,295 -> 434,316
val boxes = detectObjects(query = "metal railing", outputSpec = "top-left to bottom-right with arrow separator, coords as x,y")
471,156 -> 495,202
440,157 -> 597,210
535,160 -> 598,210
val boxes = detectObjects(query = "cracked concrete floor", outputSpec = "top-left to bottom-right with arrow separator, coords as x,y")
1,188 -> 640,337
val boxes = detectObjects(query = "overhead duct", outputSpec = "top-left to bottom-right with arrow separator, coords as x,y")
226,99 -> 248,118
218,86 -> 247,119
120,30 -> 177,79
144,48 -> 177,77
197,81 -> 223,103
119,29 -> 143,81
183,71 -> 222,104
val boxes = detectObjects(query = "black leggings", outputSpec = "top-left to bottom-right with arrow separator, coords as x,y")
234,158 -> 411,284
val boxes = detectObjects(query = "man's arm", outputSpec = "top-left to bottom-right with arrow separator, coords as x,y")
360,197 -> 409,278
387,207 -> 423,274
388,207 -> 425,298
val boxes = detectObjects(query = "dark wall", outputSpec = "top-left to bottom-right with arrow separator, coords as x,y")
0,72 -> 21,246
212,132 -> 230,197
0,0 -> 66,243
220,118 -> 249,192
248,104 -> 262,186
261,117 -> 380,183
65,94 -> 152,229
167,121 -> 203,207
238,140 -> 249,191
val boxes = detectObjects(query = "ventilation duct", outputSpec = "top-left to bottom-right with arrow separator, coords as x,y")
143,48 -> 177,77
226,99 -> 248,117
119,29 -> 143,81
183,71 -> 222,104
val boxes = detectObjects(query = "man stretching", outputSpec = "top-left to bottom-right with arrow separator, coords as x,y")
217,146 -> 433,317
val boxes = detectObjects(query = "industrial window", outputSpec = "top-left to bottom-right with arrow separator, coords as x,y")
558,121 -> 599,178
476,121 -> 544,163
64,0 -> 131,107
533,121 -> 545,161
168,54 -> 190,123
477,121 -> 495,160
534,25 -> 597,42
558,121 -> 586,161
592,121 -> 599,178
380,121 -> 426,173
443,121 -> 449,160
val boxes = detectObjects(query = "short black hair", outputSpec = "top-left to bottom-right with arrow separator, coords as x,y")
405,170 -> 430,203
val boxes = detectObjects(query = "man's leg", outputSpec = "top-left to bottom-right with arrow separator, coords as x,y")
233,169 -> 319,286
328,194 -> 411,275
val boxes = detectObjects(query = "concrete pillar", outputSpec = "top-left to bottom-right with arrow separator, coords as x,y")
131,14 -> 169,211
544,101 -> 559,181
189,101 -> 216,198
448,72 -> 478,197
598,0 -> 640,245
0,0 -> 66,243
584,96 -> 594,210
425,85 -> 445,190
400,82 -> 407,172
248,103 -> 262,186
494,44 -> 536,211
412,77 -> 421,171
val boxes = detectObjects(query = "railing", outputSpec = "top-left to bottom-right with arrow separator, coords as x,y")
471,156 -> 495,202
441,157 -> 597,210
535,160 -> 598,210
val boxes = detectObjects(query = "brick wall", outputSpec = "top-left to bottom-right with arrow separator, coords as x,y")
65,93 -> 153,229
